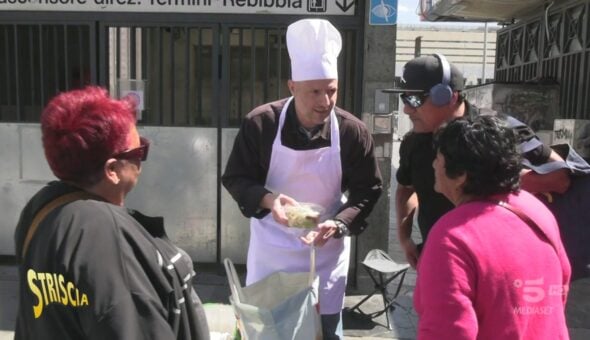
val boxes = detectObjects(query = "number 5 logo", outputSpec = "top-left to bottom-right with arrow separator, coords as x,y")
523,278 -> 545,303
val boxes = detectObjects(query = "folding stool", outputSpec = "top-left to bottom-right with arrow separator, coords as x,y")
347,249 -> 410,330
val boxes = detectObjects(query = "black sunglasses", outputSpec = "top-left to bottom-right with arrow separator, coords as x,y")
400,93 -> 429,108
112,136 -> 150,162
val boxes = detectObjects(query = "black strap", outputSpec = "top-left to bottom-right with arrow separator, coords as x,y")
22,191 -> 94,259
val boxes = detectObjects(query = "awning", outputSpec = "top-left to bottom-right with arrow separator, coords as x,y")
420,0 -> 546,23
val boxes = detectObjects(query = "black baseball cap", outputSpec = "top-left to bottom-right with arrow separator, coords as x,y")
383,55 -> 465,93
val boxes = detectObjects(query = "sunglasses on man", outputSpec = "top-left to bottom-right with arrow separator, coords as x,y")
112,136 -> 150,162
400,93 -> 429,109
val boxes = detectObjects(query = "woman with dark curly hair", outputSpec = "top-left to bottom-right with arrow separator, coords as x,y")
414,116 -> 571,339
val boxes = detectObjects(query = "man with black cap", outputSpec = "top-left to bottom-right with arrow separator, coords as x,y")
385,54 -> 571,268
222,19 -> 382,339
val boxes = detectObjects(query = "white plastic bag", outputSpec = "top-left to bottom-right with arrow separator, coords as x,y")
223,247 -> 322,340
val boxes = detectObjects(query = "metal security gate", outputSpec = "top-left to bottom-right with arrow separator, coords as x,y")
100,22 -> 360,127
0,22 -> 96,122
0,13 -> 363,262
100,24 -> 220,127
495,0 -> 590,119
100,23 -> 222,262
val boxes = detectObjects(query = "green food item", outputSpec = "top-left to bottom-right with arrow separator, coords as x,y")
285,205 -> 320,228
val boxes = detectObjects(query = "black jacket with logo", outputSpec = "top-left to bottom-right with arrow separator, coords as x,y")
14,181 -> 210,340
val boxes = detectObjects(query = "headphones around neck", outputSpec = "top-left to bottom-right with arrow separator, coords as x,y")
430,53 -> 453,106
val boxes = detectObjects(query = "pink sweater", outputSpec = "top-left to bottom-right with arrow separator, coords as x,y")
414,191 -> 571,340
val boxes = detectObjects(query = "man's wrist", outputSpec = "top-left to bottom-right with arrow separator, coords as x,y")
333,220 -> 350,239
259,192 -> 276,210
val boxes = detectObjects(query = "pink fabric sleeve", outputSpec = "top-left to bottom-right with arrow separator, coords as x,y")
415,229 -> 478,340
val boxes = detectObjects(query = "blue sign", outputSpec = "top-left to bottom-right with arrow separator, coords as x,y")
369,0 -> 397,25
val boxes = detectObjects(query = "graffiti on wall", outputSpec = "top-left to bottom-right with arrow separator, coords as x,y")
463,83 -> 560,132
554,119 -> 590,158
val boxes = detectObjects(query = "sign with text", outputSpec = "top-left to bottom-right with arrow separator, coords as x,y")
0,0 -> 355,15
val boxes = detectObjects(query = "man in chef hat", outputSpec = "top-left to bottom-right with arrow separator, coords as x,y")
222,19 -> 382,338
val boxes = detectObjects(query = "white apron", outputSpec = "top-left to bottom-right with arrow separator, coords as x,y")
246,97 -> 351,314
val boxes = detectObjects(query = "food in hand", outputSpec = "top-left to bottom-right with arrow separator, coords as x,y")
285,204 -> 321,228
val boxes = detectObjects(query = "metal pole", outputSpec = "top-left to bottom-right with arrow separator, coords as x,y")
414,36 -> 422,57
482,22 -> 488,84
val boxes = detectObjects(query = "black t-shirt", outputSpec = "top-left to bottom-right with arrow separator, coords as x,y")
397,132 -> 455,239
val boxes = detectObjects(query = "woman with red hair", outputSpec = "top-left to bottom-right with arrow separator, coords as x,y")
14,87 -> 210,339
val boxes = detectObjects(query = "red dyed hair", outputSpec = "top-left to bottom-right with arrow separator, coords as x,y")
41,86 -> 137,185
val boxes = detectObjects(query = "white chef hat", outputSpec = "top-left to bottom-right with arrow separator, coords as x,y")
286,19 -> 342,81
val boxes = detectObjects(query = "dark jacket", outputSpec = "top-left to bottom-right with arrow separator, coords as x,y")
222,98 -> 383,235
14,181 -> 209,340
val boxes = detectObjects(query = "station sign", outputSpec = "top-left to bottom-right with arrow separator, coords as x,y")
0,0 -> 356,15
